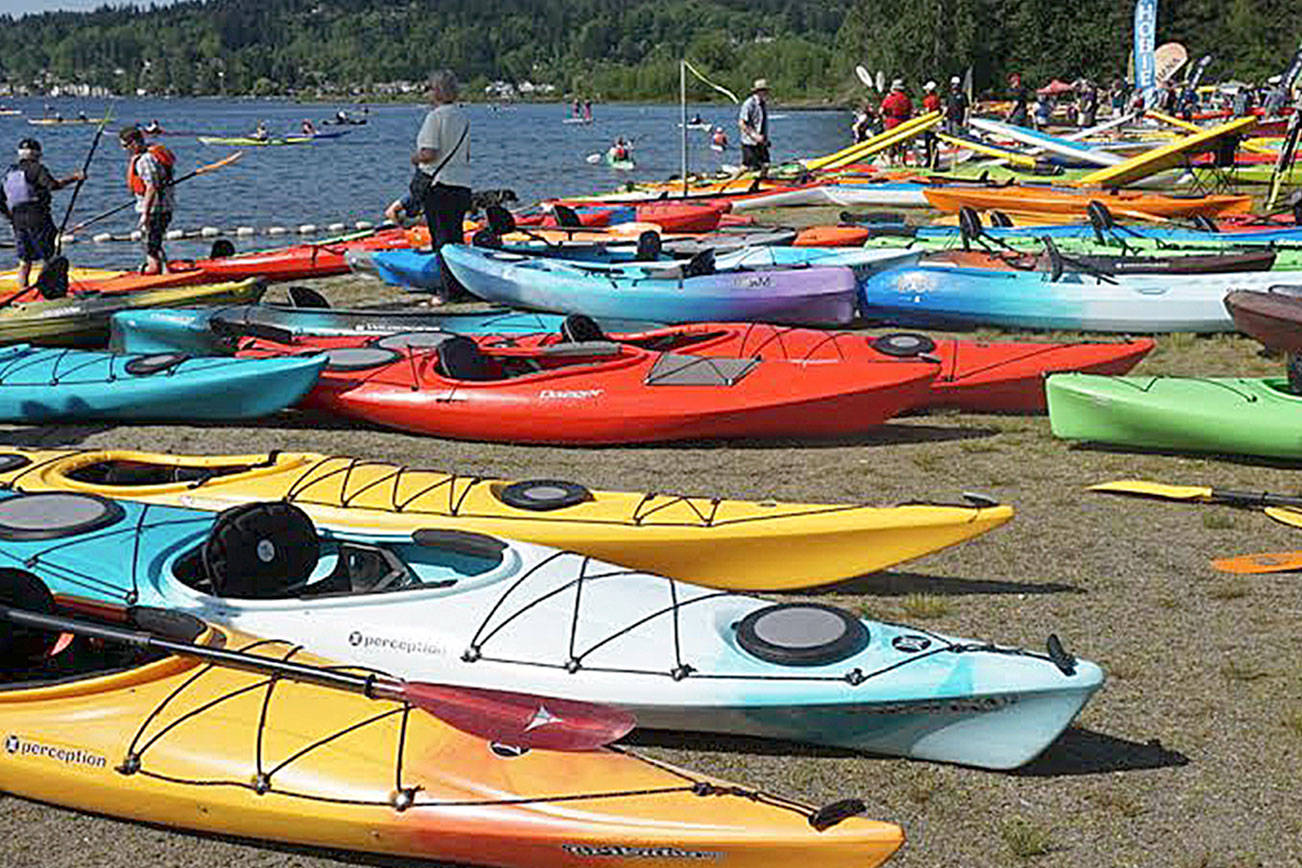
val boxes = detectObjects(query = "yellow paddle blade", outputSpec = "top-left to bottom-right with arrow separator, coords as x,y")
1088,480 -> 1214,501
1212,551 -> 1302,574
1264,506 -> 1302,529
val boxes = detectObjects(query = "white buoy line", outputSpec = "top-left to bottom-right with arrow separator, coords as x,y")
59,220 -> 379,245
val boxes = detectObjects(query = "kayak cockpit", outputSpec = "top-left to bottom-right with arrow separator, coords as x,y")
65,457 -> 267,486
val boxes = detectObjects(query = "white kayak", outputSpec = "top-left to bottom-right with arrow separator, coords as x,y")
0,491 -> 1104,770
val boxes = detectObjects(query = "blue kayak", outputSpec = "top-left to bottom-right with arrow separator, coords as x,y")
110,305 -> 662,355
0,343 -> 324,422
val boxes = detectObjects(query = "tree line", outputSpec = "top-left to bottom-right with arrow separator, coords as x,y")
0,0 -> 1295,102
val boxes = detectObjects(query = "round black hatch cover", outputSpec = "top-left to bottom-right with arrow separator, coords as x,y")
736,603 -> 869,667
0,492 -> 126,541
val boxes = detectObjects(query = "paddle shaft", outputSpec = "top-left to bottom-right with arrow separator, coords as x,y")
1209,488 -> 1302,508
56,109 -> 114,248
70,152 -> 243,233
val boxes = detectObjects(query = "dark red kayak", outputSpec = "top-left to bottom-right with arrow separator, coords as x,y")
1224,287 -> 1302,354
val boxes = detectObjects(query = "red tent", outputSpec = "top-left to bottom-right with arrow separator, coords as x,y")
1036,79 -> 1076,96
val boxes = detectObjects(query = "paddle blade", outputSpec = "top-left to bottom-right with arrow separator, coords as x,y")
585,153 -> 602,164
400,682 -> 636,752
855,65 -> 874,89
1089,480 -> 1213,501
1212,551 -> 1302,574
1264,506 -> 1302,529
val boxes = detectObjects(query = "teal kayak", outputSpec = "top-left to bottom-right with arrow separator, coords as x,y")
1047,373 -> 1302,459
0,343 -> 324,423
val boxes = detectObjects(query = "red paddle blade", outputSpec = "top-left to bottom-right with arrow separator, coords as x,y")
399,682 -> 636,752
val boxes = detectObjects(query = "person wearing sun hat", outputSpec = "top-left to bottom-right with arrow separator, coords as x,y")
945,75 -> 970,134
738,78 -> 771,171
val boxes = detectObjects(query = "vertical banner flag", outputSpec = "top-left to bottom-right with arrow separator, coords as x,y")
1133,0 -> 1158,99
1280,42 -> 1302,90
1188,54 -> 1213,90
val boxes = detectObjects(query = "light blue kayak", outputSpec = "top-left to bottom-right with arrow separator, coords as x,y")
0,343 -> 323,422
860,262 -> 1286,332
0,488 -> 1103,769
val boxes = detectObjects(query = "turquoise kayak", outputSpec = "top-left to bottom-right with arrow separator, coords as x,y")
0,343 -> 324,422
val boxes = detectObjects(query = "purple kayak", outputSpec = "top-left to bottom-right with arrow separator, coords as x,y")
439,244 -> 862,326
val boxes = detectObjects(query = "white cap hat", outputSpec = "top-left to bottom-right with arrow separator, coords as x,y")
891,78 -> 904,90
950,76 -> 961,86
924,80 -> 936,91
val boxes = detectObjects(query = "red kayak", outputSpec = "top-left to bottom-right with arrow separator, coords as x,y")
161,228 -> 415,283
235,330 -> 940,444
486,322 -> 1154,414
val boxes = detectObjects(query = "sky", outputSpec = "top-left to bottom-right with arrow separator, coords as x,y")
0,0 -> 178,14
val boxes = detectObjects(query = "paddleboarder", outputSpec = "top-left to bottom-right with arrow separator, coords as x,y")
0,138 -> 84,293
119,126 -> 175,275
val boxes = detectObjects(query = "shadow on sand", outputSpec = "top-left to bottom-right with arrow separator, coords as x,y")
810,569 -> 1083,597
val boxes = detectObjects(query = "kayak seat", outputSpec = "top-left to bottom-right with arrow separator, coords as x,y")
201,502 -> 319,599
635,230 -> 662,261
485,205 -> 516,235
560,314 -> 607,343
124,353 -> 189,376
435,336 -> 494,381
682,249 -> 715,278
552,204 -> 583,228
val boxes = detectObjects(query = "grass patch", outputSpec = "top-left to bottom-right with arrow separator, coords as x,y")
1001,816 -> 1055,859
1201,513 -> 1234,530
1220,660 -> 1273,682
1207,581 -> 1249,601
910,454 -> 943,472
1157,596 -> 1181,610
899,593 -> 952,620
1088,789 -> 1147,818
856,601 -> 890,621
1282,708 -> 1302,737
959,442 -> 1002,454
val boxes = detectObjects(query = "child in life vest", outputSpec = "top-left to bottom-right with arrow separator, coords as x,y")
0,138 -> 84,292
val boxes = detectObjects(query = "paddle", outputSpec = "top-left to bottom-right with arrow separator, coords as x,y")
68,151 -> 245,235
855,65 -> 875,91
0,600 -> 635,752
1090,480 -> 1302,529
55,107 -> 114,252
1211,550 -> 1302,574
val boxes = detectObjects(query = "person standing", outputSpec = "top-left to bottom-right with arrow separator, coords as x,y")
1005,72 -> 1030,126
944,75 -> 970,134
0,138 -> 83,293
1076,79 -> 1098,127
119,126 -> 175,275
920,81 -> 941,167
738,78 -> 771,172
411,68 -> 472,301
879,79 -> 913,164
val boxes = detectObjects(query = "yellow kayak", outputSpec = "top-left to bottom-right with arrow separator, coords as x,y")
0,448 -> 1013,590
0,599 -> 903,867
0,278 -> 266,346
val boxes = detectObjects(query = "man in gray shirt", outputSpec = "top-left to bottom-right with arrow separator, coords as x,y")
738,79 -> 771,171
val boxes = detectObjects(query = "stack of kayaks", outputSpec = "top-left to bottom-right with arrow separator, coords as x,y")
0,447 -> 1013,589
0,344 -> 323,422
0,488 -> 1099,768
0,597 -> 906,867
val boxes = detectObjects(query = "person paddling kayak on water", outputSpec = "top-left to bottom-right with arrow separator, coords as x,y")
120,126 -> 175,275
0,138 -> 84,293
410,68 -> 473,302
738,78 -> 771,175
143,119 -> 163,135
252,121 -> 269,142
301,119 -> 316,136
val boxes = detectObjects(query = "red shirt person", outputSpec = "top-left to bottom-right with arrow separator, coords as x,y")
880,79 -> 913,130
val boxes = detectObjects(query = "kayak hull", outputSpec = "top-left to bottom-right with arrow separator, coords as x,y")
1048,374 -> 1302,459
0,447 -> 1013,590
1224,289 -> 1302,353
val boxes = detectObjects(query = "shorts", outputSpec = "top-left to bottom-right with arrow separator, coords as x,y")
142,210 -> 172,259
12,219 -> 56,263
741,143 -> 770,170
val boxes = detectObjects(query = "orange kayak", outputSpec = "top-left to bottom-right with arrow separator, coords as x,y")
0,597 -> 904,867
793,225 -> 872,247
923,186 -> 1253,220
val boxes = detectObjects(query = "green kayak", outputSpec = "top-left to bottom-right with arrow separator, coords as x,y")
1047,373 -> 1302,460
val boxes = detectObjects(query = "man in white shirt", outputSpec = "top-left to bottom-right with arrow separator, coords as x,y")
411,68 -> 473,300
738,78 -> 771,171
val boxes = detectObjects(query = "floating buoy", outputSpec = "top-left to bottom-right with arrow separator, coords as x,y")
327,222 -> 346,233
267,226 -> 286,236
200,226 -> 220,237
129,230 -> 142,241
165,229 -> 183,240
236,226 -> 255,236
93,232 -> 112,243
355,221 -> 374,230
297,224 -> 316,234
58,234 -> 74,245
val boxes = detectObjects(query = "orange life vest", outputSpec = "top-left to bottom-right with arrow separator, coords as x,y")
126,144 -> 175,195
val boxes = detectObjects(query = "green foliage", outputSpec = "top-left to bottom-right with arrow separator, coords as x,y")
0,0 -> 1296,99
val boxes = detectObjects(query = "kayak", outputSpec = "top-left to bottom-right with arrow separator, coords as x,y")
927,247 -> 1282,275
166,227 -> 414,283
0,598 -> 904,867
731,182 -> 930,210
236,329 -> 941,444
923,186 -> 1254,220
197,131 -> 349,146
604,152 -> 636,170
492,322 -> 1155,414
26,116 -> 109,125
1047,373 -> 1302,459
0,344 -> 323,422
0,447 -> 1014,590
109,305 -> 661,355
859,263 -> 1285,332
440,244 -> 862,326
1224,288 -> 1302,353
0,268 -> 201,306
914,222 -> 1302,245
0,278 -> 267,346
0,492 -> 1101,768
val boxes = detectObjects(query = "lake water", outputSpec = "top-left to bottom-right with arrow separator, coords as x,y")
1,97 -> 853,268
